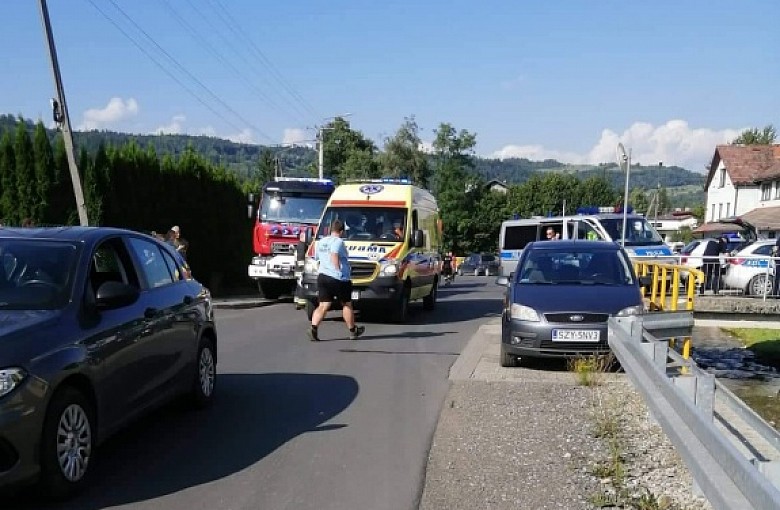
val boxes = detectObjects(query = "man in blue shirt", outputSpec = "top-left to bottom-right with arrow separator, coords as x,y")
308,219 -> 366,341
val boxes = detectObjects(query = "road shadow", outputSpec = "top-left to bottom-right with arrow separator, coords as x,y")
7,373 -> 359,510
408,297 -> 503,325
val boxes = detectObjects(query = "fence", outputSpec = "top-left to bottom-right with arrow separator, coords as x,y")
678,252 -> 779,300
609,313 -> 780,510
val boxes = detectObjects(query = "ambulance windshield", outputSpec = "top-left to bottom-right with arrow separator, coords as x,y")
316,207 -> 408,242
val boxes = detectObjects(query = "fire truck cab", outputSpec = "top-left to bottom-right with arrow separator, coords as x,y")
247,177 -> 334,298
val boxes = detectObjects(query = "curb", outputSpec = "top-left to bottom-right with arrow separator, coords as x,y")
212,298 -> 277,310
449,322 -> 496,381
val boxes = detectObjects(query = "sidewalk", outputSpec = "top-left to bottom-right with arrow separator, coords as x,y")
419,320 -> 709,510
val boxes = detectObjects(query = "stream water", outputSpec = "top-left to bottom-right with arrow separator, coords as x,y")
689,326 -> 780,428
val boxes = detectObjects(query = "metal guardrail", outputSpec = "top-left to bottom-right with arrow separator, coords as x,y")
609,313 -> 780,510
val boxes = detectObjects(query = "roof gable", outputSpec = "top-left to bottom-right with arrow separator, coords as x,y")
705,144 -> 780,189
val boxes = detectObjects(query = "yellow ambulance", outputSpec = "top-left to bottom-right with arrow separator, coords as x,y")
300,178 -> 442,322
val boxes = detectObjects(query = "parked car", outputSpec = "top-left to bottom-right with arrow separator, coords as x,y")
457,253 -> 499,276
496,240 -> 649,367
722,240 -> 777,296
0,227 -> 217,499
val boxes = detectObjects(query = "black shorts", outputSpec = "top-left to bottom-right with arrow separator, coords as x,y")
317,273 -> 353,303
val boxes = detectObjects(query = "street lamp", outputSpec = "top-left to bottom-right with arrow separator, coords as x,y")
616,143 -> 631,246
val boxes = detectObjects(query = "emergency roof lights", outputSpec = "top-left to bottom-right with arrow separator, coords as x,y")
576,206 -> 634,215
276,177 -> 333,184
346,177 -> 413,185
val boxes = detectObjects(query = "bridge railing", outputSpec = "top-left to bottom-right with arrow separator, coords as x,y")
609,313 -> 780,510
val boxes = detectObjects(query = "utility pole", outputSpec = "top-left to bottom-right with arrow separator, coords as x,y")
38,0 -> 89,226
317,126 -> 325,179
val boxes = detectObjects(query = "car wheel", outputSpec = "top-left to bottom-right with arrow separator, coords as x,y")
423,281 -> 437,311
39,386 -> 95,500
191,337 -> 217,408
500,344 -> 518,368
393,285 -> 410,323
747,274 -> 770,297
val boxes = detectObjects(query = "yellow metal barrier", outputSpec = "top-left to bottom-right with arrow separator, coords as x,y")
633,261 -> 705,369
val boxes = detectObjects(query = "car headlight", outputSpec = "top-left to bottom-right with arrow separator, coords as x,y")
380,259 -> 400,277
616,305 -> 644,317
510,303 -> 540,322
304,257 -> 319,274
0,368 -> 26,398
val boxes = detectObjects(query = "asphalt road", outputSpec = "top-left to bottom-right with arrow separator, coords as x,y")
8,276 -> 503,510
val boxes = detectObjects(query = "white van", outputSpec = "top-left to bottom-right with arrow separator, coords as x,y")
498,210 -> 674,277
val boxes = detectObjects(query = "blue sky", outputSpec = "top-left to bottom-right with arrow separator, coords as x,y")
1,0 -> 777,172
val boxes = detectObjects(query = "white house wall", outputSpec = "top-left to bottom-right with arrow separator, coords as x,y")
705,160 -> 760,221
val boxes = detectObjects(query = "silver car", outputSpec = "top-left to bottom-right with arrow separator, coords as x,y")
722,240 -> 777,296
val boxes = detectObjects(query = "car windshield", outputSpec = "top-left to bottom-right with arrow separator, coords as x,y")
260,193 -> 329,224
0,239 -> 79,310
316,207 -> 408,242
516,249 -> 634,285
599,218 -> 664,246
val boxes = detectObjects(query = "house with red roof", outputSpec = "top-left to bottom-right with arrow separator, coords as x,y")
697,144 -> 780,238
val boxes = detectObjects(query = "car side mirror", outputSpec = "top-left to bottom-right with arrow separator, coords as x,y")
495,276 -> 510,287
95,281 -> 139,310
638,275 -> 652,287
304,227 -> 313,245
412,229 -> 425,248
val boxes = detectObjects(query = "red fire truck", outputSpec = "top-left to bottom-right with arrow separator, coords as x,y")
247,177 -> 335,298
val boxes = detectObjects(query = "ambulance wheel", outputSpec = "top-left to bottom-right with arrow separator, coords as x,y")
423,280 -> 437,311
393,285 -> 410,323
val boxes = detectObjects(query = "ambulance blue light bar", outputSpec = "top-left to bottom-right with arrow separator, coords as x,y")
346,177 -> 413,185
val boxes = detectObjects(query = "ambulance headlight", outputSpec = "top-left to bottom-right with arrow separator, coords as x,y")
380,260 -> 400,276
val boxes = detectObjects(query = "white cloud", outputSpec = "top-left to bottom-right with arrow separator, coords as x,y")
492,120 -> 743,172
500,75 -> 525,91
419,140 -> 435,154
224,128 -> 255,144
154,114 -> 187,135
78,97 -> 139,130
282,128 -> 308,146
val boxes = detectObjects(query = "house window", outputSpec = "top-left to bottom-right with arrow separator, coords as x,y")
726,203 -> 730,217
718,203 -> 723,219
718,167 -> 726,188
761,183 -> 771,201
776,181 -> 780,199
711,204 -> 716,222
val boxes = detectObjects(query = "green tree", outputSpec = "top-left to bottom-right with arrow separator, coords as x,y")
33,122 -> 55,223
629,187 -> 650,214
432,122 -> 477,253
732,124 -> 776,145
379,116 -> 431,187
579,175 -> 618,207
47,135 -> 77,225
0,131 -> 16,224
322,117 -> 377,183
14,120 -> 35,222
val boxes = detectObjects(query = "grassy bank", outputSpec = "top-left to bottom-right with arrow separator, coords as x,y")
720,327 -> 780,364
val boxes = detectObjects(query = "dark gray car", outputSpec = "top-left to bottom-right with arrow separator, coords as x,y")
497,240 -> 647,367
458,253 -> 499,276
0,227 -> 217,499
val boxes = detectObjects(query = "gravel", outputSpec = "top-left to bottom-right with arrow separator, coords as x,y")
419,378 -> 713,510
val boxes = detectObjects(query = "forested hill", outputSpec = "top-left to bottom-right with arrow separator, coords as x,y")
0,114 -> 704,191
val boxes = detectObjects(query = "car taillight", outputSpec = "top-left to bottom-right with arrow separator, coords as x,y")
729,258 -> 743,265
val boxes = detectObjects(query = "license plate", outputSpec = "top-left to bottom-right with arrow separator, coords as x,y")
351,290 -> 360,301
552,329 -> 600,342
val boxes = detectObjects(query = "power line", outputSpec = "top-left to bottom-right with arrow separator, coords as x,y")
184,0 -> 311,123
86,0 -> 252,138
160,0 -> 305,125
208,0 -> 320,119
107,0 -> 274,142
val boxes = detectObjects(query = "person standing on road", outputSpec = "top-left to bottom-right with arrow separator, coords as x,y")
772,236 -> 780,298
701,238 -> 723,295
308,219 -> 365,341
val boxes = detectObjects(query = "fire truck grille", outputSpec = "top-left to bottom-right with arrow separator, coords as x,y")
272,243 -> 296,255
